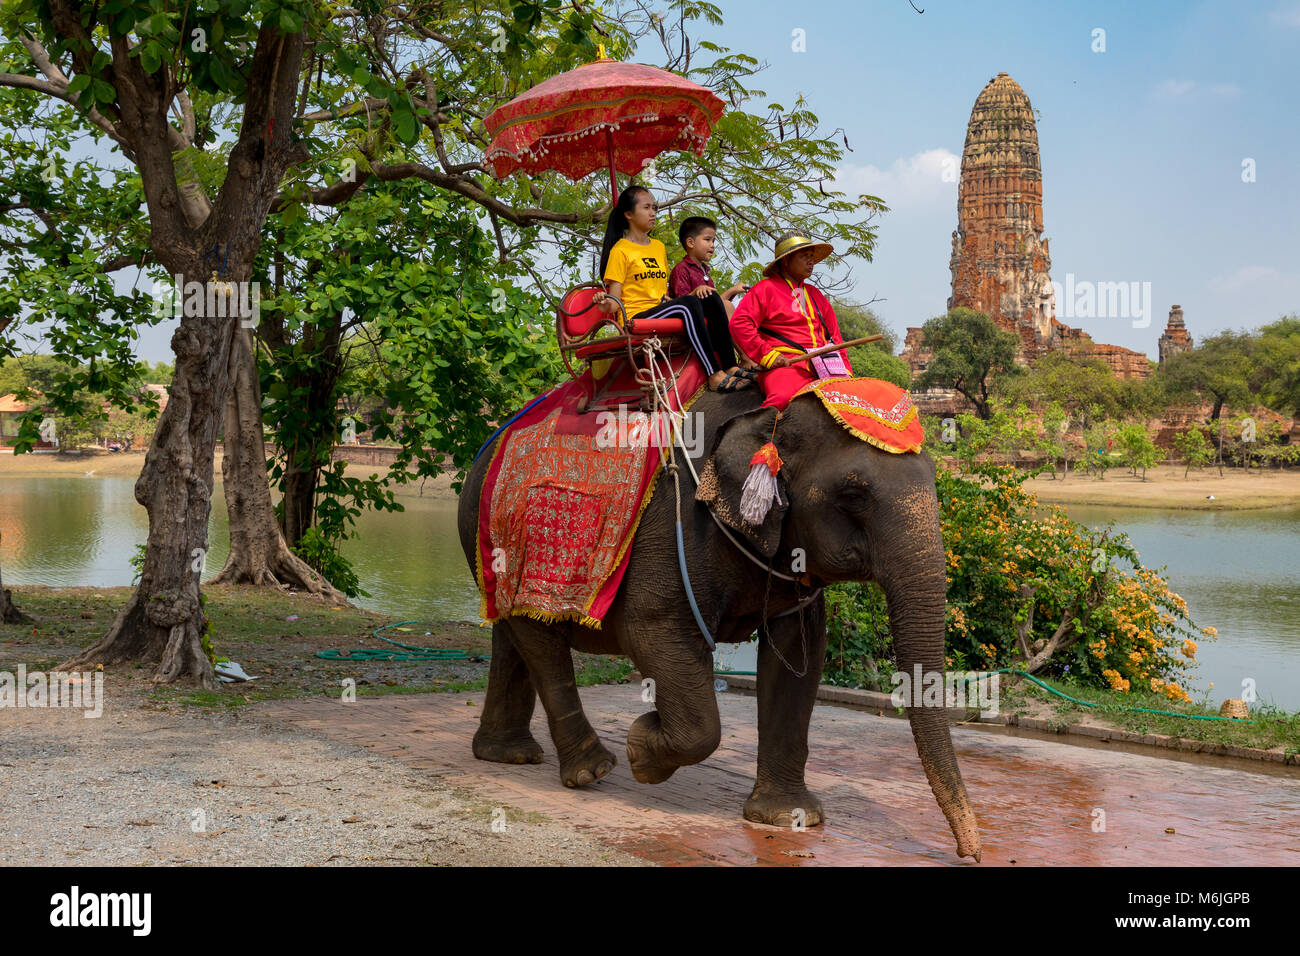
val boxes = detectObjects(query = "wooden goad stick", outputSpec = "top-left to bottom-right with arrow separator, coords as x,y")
790,334 -> 883,364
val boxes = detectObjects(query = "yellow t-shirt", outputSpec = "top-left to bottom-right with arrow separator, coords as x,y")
603,237 -> 669,319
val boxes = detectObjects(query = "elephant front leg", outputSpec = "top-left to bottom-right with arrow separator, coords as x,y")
623,629 -> 721,784
744,597 -> 829,828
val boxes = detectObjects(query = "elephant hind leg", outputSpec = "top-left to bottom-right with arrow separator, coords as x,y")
473,622 -> 544,765
497,617 -> 616,788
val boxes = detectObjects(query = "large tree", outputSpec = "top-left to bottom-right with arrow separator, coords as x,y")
1159,330 -> 1256,422
1,1 -> 886,684
1253,316 -> 1300,418
913,307 -> 1020,420
222,177 -> 559,596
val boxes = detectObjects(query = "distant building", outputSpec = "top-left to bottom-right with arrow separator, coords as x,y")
141,384 -> 170,414
1157,305 -> 1194,370
0,393 -> 56,449
946,72 -> 1056,362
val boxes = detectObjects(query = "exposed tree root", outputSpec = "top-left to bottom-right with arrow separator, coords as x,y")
61,593 -> 218,689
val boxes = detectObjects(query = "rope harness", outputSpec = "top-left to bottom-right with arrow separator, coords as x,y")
638,337 -> 821,666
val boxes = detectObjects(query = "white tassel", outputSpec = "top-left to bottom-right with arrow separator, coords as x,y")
740,463 -> 779,525
738,442 -> 783,525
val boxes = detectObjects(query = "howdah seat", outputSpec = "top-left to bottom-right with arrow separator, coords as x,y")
555,281 -> 691,411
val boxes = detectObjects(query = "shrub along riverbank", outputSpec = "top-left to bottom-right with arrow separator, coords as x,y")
825,464 -> 1212,701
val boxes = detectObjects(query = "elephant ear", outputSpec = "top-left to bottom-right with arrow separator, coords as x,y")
695,405 -> 789,559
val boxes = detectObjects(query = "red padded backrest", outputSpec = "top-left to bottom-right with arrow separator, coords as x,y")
559,286 -> 604,339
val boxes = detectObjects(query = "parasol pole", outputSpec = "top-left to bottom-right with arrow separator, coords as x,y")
605,127 -> 618,204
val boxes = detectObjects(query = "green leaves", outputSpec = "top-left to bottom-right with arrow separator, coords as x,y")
915,308 -> 1021,417
278,7 -> 305,33
392,100 -> 419,145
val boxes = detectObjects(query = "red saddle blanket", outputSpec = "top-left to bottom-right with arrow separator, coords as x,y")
476,354 -> 707,627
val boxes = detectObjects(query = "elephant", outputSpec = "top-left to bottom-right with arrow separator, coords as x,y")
457,386 -> 982,861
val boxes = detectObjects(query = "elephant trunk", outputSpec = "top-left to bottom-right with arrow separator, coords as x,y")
878,511 -> 982,863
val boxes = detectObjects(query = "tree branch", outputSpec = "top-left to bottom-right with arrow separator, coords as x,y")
369,161 -> 598,226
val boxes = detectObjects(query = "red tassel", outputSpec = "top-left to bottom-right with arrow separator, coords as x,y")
749,441 -> 783,476
740,442 -> 783,525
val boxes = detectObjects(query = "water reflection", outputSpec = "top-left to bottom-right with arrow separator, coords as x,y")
1063,504 -> 1300,710
2,477 -> 1297,708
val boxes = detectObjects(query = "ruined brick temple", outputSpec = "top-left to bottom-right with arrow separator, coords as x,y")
946,72 -> 1056,360
1158,304 -> 1194,369
903,72 -> 1155,383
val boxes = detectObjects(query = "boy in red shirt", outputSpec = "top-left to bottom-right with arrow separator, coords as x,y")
729,232 -> 853,409
668,216 -> 748,316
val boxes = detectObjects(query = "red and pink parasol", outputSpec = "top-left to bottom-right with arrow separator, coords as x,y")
483,52 -> 725,203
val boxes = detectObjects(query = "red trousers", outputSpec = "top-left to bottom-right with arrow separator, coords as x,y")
758,365 -> 819,409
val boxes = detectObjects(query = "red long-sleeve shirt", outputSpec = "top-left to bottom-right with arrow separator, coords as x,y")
729,275 -> 850,369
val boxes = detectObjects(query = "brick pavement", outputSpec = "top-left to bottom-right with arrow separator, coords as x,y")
260,685 -> 1300,866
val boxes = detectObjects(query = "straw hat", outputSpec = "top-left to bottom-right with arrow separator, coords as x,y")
761,231 -> 834,278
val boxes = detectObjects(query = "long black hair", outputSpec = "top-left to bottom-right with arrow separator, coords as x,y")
598,184 -> 650,278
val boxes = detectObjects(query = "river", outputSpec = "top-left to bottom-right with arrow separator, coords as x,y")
2,476 -> 1296,709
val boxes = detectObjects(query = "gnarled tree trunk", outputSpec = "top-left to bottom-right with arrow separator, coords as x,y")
1,558 -> 31,625
63,270 -> 241,688
61,26 -> 308,686
209,326 -> 345,601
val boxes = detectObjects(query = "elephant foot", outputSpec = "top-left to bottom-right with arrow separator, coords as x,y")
743,786 -> 825,829
473,731 -> 544,765
625,714 -> 679,784
559,736 -> 617,788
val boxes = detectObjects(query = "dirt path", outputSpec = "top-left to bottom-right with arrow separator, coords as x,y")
266,685 -> 1300,866
0,586 -> 639,866
0,673 -> 640,866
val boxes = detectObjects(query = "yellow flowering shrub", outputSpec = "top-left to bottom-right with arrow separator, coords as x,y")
935,463 -> 1209,702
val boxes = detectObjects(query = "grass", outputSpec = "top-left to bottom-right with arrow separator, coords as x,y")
999,672 -> 1300,753
3,585 -> 638,712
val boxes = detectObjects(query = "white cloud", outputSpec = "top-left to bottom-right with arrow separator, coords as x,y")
1207,265 -> 1285,292
1152,79 -> 1196,98
833,148 -> 960,211
1151,79 -> 1242,101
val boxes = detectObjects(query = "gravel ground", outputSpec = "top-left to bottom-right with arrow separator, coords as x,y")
0,675 -> 642,866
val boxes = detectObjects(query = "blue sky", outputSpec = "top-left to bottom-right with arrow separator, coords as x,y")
699,0 -> 1300,357
17,1 -> 1296,364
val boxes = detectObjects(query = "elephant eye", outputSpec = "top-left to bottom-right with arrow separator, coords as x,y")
838,486 -> 870,510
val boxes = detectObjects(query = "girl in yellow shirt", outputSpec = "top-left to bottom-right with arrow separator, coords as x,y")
593,185 -> 750,391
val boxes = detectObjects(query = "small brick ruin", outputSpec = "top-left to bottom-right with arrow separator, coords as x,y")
1158,304 -> 1194,370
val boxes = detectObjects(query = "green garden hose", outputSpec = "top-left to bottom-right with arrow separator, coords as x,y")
962,667 -> 1256,723
317,624 -> 1249,723
318,619 -> 755,674
315,621 -> 483,662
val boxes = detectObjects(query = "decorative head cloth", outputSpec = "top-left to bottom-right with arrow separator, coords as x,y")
792,377 -> 924,454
